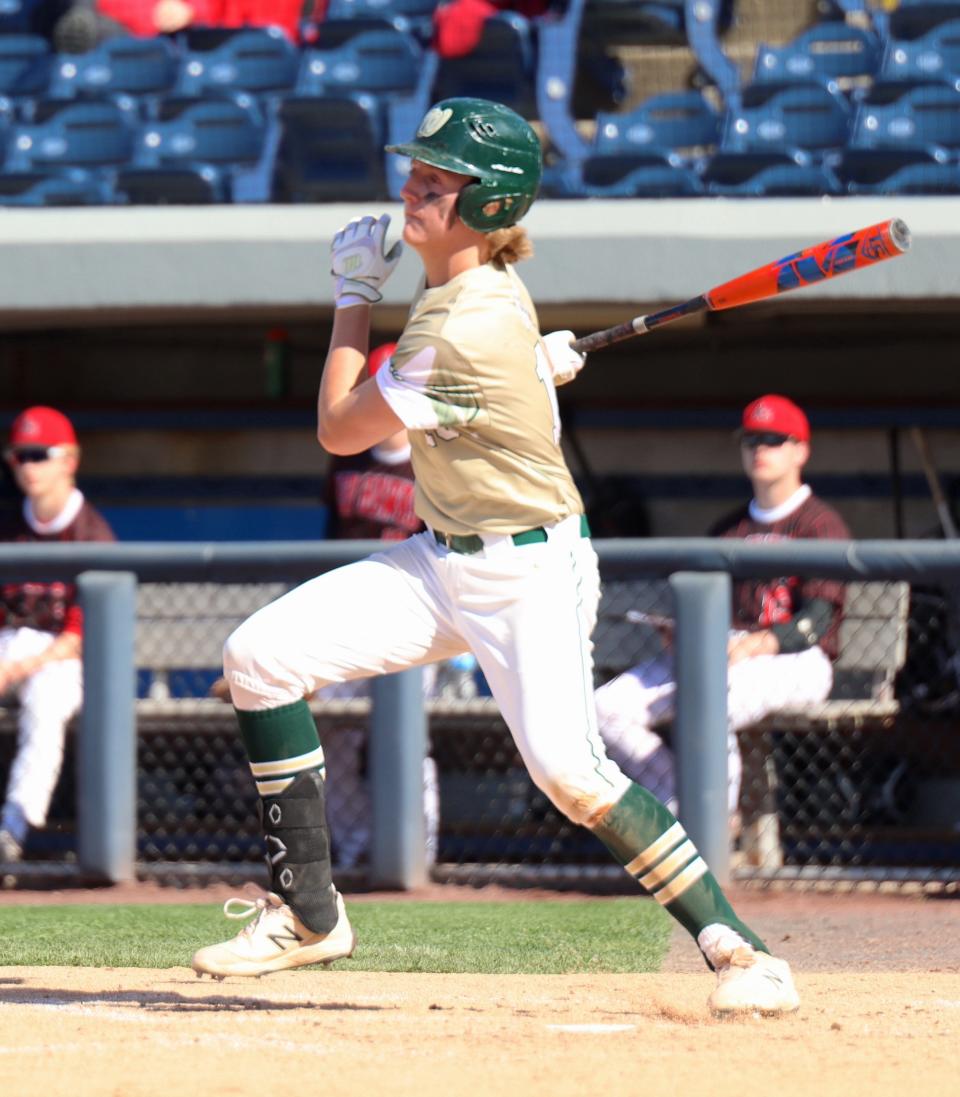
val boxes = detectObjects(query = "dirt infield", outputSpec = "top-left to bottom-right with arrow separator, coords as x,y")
1,885 -> 958,1097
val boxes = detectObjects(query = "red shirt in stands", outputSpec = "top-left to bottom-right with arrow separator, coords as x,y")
711,492 -> 850,658
0,496 -> 116,637
433,0 -> 552,58
97,0 -> 311,41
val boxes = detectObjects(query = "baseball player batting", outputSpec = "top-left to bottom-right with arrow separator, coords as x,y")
192,97 -> 799,1016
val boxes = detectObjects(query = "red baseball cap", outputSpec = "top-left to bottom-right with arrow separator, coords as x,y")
9,406 -> 78,448
368,342 -> 398,379
741,394 -> 810,443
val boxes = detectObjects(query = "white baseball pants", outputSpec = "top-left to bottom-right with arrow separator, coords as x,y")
0,626 -> 83,829
594,641 -> 834,813
224,517 -> 630,826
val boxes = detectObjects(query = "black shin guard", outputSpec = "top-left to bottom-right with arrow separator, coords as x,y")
259,770 -> 338,934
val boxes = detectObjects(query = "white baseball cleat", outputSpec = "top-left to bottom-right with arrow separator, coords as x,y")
708,945 -> 800,1016
191,890 -> 356,978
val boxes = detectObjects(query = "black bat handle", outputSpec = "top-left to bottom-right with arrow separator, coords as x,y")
571,317 -> 648,354
571,295 -> 709,355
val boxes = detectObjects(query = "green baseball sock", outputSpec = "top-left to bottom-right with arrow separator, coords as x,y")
235,700 -> 338,934
591,782 -> 767,959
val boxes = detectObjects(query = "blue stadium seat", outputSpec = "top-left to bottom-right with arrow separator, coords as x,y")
705,162 -> 843,197
834,145 -> 946,192
875,159 -> 960,192
173,27 -> 299,105
879,18 -> 960,91
119,98 -> 275,203
581,150 -> 683,183
0,170 -> 114,205
273,91 -> 386,201
579,160 -> 706,197
593,91 -> 721,160
887,1 -> 960,40
0,33 -> 52,107
723,85 -> 852,160
431,11 -> 536,117
700,148 -> 814,192
320,0 -> 438,41
852,83 -> 960,151
752,23 -> 884,94
46,35 -> 180,116
580,0 -> 686,45
0,0 -> 48,34
580,0 -> 734,46
4,100 -> 135,174
296,28 -> 421,96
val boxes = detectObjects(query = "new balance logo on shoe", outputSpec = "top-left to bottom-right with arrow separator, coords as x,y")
267,927 -> 304,951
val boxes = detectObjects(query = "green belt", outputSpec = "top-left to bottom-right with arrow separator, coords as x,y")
433,515 -> 591,555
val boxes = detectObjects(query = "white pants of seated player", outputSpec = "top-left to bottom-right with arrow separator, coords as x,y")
224,519 -> 630,827
317,666 -> 441,869
593,642 -> 833,814
0,627 -> 83,830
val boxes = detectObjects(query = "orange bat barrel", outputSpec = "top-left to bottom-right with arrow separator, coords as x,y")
705,218 -> 912,311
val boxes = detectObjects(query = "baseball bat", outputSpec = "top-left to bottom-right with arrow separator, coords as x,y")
571,218 -> 911,354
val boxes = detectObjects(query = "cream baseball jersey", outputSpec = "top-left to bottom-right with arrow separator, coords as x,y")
375,261 -> 584,535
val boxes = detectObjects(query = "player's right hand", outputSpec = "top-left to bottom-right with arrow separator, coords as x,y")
542,330 -> 586,386
331,214 -> 403,309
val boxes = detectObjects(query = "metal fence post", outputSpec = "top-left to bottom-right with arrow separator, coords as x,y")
369,667 -> 427,889
670,571 -> 731,886
77,571 -> 137,883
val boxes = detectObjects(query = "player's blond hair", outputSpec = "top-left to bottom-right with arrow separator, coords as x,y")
487,225 -> 533,266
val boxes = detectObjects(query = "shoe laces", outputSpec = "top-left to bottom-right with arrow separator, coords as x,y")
717,944 -> 758,971
221,893 -> 286,938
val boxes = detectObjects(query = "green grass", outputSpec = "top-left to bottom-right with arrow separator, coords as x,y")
0,899 -> 671,973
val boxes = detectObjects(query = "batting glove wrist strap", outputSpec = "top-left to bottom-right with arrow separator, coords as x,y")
330,214 -> 403,310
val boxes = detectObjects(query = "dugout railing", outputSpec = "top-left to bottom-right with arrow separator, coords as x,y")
1,539 -> 959,892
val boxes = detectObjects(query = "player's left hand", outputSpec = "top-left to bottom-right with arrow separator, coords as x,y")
331,214 -> 404,309
543,330 -> 586,386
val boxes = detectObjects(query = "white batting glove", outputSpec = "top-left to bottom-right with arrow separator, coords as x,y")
330,214 -> 403,309
542,329 -> 586,386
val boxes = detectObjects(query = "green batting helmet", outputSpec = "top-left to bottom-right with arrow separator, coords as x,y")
386,97 -> 542,232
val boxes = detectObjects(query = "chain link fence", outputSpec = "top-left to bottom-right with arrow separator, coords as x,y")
2,567 -> 960,889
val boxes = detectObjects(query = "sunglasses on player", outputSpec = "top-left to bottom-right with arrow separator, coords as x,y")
4,445 -> 70,465
740,432 -> 794,449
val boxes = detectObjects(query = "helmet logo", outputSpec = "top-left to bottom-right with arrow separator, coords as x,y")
470,118 -> 497,139
417,107 -> 452,138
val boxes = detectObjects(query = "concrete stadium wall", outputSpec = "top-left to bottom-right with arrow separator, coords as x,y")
0,196 -> 952,329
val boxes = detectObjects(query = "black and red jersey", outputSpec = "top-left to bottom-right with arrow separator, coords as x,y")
0,497 -> 116,636
325,449 -> 423,542
710,493 -> 850,658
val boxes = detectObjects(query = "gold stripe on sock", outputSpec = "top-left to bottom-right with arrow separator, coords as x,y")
249,746 -> 326,778
655,857 -> 709,905
255,776 -> 295,796
638,839 -> 699,891
624,820 -> 685,877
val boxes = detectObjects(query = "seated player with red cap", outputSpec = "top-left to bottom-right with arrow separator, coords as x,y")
594,394 -> 851,820
0,407 -> 115,865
